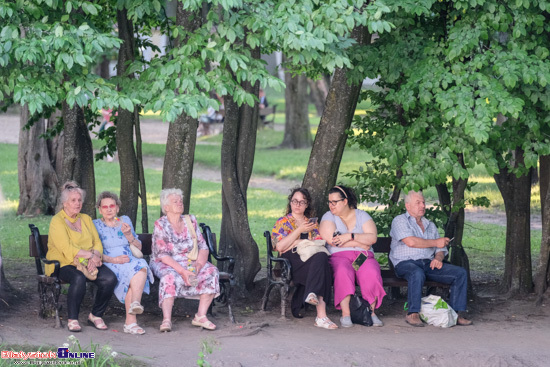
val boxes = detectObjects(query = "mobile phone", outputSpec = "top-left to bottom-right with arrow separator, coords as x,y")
308,217 -> 318,224
352,252 -> 368,271
333,231 -> 341,238
300,232 -> 309,239
448,237 -> 455,246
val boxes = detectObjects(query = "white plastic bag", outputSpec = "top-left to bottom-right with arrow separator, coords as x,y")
419,295 -> 458,328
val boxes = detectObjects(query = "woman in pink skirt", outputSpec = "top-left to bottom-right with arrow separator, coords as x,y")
319,185 -> 386,328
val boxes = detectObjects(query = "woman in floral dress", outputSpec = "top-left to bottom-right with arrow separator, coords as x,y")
150,188 -> 220,332
93,191 -> 153,335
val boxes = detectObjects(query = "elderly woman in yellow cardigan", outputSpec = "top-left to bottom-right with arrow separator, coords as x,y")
46,181 -> 117,332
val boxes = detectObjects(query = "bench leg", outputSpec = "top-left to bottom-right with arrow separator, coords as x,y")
226,284 -> 235,324
261,282 -> 276,311
38,282 -> 63,328
280,284 -> 289,318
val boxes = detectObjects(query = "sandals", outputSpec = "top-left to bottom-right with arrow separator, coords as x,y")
315,317 -> 338,330
67,319 -> 82,332
191,314 -> 216,330
128,301 -> 144,315
87,314 -> 108,330
305,292 -> 319,306
159,319 -> 172,332
124,323 -> 145,335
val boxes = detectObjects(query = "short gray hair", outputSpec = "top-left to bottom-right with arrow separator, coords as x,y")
96,191 -> 122,208
404,190 -> 423,204
57,180 -> 86,212
160,188 -> 183,214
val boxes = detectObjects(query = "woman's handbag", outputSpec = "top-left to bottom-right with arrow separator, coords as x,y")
183,215 -> 199,261
349,294 -> 373,326
129,243 -> 143,258
292,239 -> 330,262
73,256 -> 98,281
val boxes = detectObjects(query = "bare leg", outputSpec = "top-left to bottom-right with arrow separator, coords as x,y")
125,289 -> 137,326
340,295 -> 351,317
197,293 -> 215,317
371,296 -> 378,316
316,296 -> 327,318
161,297 -> 174,322
129,268 -> 147,303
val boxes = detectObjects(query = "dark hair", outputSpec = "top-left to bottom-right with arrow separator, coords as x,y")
96,191 -> 122,208
285,187 -> 315,218
328,185 -> 358,209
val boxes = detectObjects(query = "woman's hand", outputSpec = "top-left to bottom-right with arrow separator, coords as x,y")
121,222 -> 132,236
297,221 -> 316,235
113,255 -> 130,264
195,260 -> 205,274
178,268 -> 196,286
332,233 -> 353,247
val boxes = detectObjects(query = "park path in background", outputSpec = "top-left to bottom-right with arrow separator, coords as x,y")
0,114 -> 542,229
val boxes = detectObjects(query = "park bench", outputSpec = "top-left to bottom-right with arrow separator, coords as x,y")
29,222 -> 235,328
259,105 -> 277,129
261,231 -> 450,317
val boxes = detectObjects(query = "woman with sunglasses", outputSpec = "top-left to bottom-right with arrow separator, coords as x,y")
272,187 -> 336,329
319,185 -> 386,328
93,191 -> 153,335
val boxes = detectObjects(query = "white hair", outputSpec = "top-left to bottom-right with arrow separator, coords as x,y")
57,180 -> 86,212
404,190 -> 423,204
160,188 -> 183,214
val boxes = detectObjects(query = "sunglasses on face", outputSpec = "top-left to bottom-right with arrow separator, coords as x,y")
100,204 -> 117,210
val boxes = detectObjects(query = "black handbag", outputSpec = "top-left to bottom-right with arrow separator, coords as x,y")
349,295 -> 373,326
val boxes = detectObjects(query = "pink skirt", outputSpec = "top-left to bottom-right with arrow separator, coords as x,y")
329,250 -> 386,309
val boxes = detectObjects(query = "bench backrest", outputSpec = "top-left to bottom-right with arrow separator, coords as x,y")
29,233 -> 153,258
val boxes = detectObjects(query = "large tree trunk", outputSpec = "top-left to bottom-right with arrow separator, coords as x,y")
219,51 -> 261,292
493,148 -> 533,294
303,26 -> 371,217
61,101 -> 95,216
116,9 -> 140,226
535,154 -> 550,302
0,241 -> 15,307
280,67 -> 311,148
308,77 -> 329,116
17,105 -> 59,216
161,1 -> 201,213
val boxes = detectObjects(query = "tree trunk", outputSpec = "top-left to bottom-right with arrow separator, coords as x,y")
280,68 -> 311,148
493,148 -> 533,294
303,26 -> 371,217
0,241 -> 15,307
535,154 -> 550,302
116,9 -> 140,226
61,101 -> 96,216
308,77 -> 329,116
161,1 -> 201,214
219,52 -> 262,292
17,105 -> 59,216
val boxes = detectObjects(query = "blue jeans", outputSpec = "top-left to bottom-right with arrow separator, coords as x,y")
394,259 -> 468,313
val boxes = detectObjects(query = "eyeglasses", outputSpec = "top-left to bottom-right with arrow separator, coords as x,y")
290,199 -> 307,206
101,204 -> 117,210
328,199 -> 345,206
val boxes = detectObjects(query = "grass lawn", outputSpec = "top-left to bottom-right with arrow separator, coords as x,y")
0,140 -> 543,277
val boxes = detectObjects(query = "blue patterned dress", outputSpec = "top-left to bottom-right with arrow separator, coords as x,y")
93,215 -> 153,303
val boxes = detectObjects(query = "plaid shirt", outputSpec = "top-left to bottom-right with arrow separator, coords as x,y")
389,212 -> 447,266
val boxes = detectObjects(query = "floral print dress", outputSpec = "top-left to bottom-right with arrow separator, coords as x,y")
93,215 -> 153,304
150,215 -> 219,307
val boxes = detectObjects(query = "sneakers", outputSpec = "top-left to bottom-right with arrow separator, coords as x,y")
371,313 -> 384,327
405,312 -> 424,327
340,316 -> 353,328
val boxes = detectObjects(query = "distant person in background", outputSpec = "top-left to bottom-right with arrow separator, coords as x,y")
259,89 -> 268,109
99,109 -> 116,162
198,94 -> 224,136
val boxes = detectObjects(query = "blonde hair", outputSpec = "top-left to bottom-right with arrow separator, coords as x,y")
57,181 -> 85,212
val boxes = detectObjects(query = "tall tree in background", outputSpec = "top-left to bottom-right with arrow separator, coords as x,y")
281,65 -> 311,148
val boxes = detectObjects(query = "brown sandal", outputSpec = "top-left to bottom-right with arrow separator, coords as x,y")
87,314 -> 108,330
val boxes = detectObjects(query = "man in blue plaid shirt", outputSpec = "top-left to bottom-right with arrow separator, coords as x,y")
390,191 -> 472,327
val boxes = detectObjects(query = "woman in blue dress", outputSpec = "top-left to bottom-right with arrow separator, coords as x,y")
93,191 -> 153,335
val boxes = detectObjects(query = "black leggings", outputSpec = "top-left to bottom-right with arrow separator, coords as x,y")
59,265 -> 117,319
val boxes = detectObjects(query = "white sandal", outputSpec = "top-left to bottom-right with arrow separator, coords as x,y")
315,317 -> 338,329
305,292 -> 319,306
128,301 -> 144,315
124,323 -> 145,335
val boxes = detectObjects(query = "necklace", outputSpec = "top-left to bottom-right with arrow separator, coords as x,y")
65,218 -> 81,233
101,217 -> 119,227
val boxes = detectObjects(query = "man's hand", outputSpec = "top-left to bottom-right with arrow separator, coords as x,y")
435,237 -> 450,248
430,258 -> 443,270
